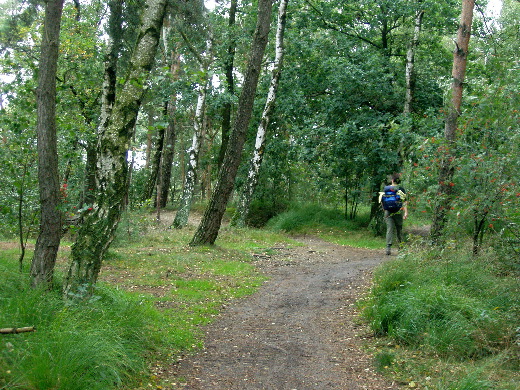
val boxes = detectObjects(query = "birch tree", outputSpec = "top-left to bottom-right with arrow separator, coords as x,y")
430,0 -> 475,244
172,38 -> 213,228
233,0 -> 289,227
64,0 -> 168,297
30,0 -> 65,289
190,0 -> 274,246
83,0 -> 124,209
403,4 -> 424,114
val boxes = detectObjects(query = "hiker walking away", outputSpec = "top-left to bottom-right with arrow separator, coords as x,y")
380,173 -> 408,255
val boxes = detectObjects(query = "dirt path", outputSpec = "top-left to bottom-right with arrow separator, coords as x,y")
168,236 -> 401,390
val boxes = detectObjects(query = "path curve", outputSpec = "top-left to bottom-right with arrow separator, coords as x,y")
170,236 -> 401,390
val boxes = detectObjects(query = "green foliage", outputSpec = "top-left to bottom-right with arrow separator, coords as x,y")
266,204 -> 386,248
267,204 -> 349,232
0,212 -> 291,389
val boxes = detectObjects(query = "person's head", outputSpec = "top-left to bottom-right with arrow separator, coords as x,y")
389,173 -> 401,184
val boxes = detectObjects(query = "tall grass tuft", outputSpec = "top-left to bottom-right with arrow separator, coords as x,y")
362,248 -> 520,362
0,261 -> 168,390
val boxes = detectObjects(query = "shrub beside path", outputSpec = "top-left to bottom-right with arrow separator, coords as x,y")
161,236 -> 402,390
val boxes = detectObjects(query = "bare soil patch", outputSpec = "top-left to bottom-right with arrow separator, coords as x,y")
161,236 -> 402,390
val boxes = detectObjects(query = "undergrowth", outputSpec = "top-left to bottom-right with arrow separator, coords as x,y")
267,203 -> 385,249
0,210 -> 292,390
0,262 -> 166,390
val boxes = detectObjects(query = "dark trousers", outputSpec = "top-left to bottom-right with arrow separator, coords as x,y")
385,211 -> 403,247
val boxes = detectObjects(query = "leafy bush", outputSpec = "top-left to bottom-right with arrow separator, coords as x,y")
244,198 -> 289,228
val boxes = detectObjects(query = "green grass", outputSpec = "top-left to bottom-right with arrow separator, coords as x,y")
266,203 -> 386,249
361,246 -> 520,389
0,263 -> 167,390
0,210 -> 294,390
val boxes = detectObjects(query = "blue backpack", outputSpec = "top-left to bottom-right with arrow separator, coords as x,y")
381,186 -> 403,213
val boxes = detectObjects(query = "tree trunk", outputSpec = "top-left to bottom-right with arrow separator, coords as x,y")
430,0 -> 475,244
190,0 -> 274,246
65,0 -> 168,298
234,0 -> 288,227
158,50 -> 181,208
30,0 -> 65,289
218,0 -> 238,170
403,6 -> 424,114
158,100 -> 177,208
173,78 -> 208,228
83,0 -> 123,210
146,124 -> 165,202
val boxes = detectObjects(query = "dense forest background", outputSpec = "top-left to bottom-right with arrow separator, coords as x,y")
0,0 -> 518,290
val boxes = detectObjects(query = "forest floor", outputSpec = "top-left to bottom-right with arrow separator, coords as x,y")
155,234 -> 403,390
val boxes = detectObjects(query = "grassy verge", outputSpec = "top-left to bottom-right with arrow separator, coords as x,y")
360,244 -> 520,389
2,205 -> 517,389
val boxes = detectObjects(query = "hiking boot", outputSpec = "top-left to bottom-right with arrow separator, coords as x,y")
386,246 -> 391,255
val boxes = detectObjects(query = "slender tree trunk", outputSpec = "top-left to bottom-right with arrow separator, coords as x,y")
172,35 -> 213,228
158,50 -> 181,208
218,0 -> 238,170
404,6 -> 424,114
234,0 -> 289,227
18,161 -> 29,271
31,0 -> 65,289
430,0 -> 475,244
173,78 -> 208,228
146,124 -> 165,202
65,0 -> 168,298
190,0 -> 274,246
158,101 -> 177,207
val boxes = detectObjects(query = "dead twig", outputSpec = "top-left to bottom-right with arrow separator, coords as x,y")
0,326 -> 36,334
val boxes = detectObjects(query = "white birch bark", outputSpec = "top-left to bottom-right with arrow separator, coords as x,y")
172,78 -> 208,228
404,5 -> 424,114
173,38 -> 213,228
65,0 -> 168,297
234,0 -> 289,227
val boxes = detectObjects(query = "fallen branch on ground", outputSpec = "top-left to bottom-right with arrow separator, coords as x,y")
0,326 -> 36,334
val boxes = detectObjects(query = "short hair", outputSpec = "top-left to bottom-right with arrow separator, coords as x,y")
390,173 -> 401,184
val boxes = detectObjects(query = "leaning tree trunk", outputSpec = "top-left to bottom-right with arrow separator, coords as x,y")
190,0 -> 274,246
83,0 -> 123,210
430,0 -> 475,245
403,5 -> 424,114
64,0 -> 168,298
233,0 -> 288,227
31,0 -> 65,289
217,0 -> 238,170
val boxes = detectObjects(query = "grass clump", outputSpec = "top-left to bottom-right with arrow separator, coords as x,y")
0,262 -> 168,390
361,247 -> 520,388
267,204 -> 384,249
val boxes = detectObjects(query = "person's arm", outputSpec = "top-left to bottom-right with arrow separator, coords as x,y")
400,187 -> 408,220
